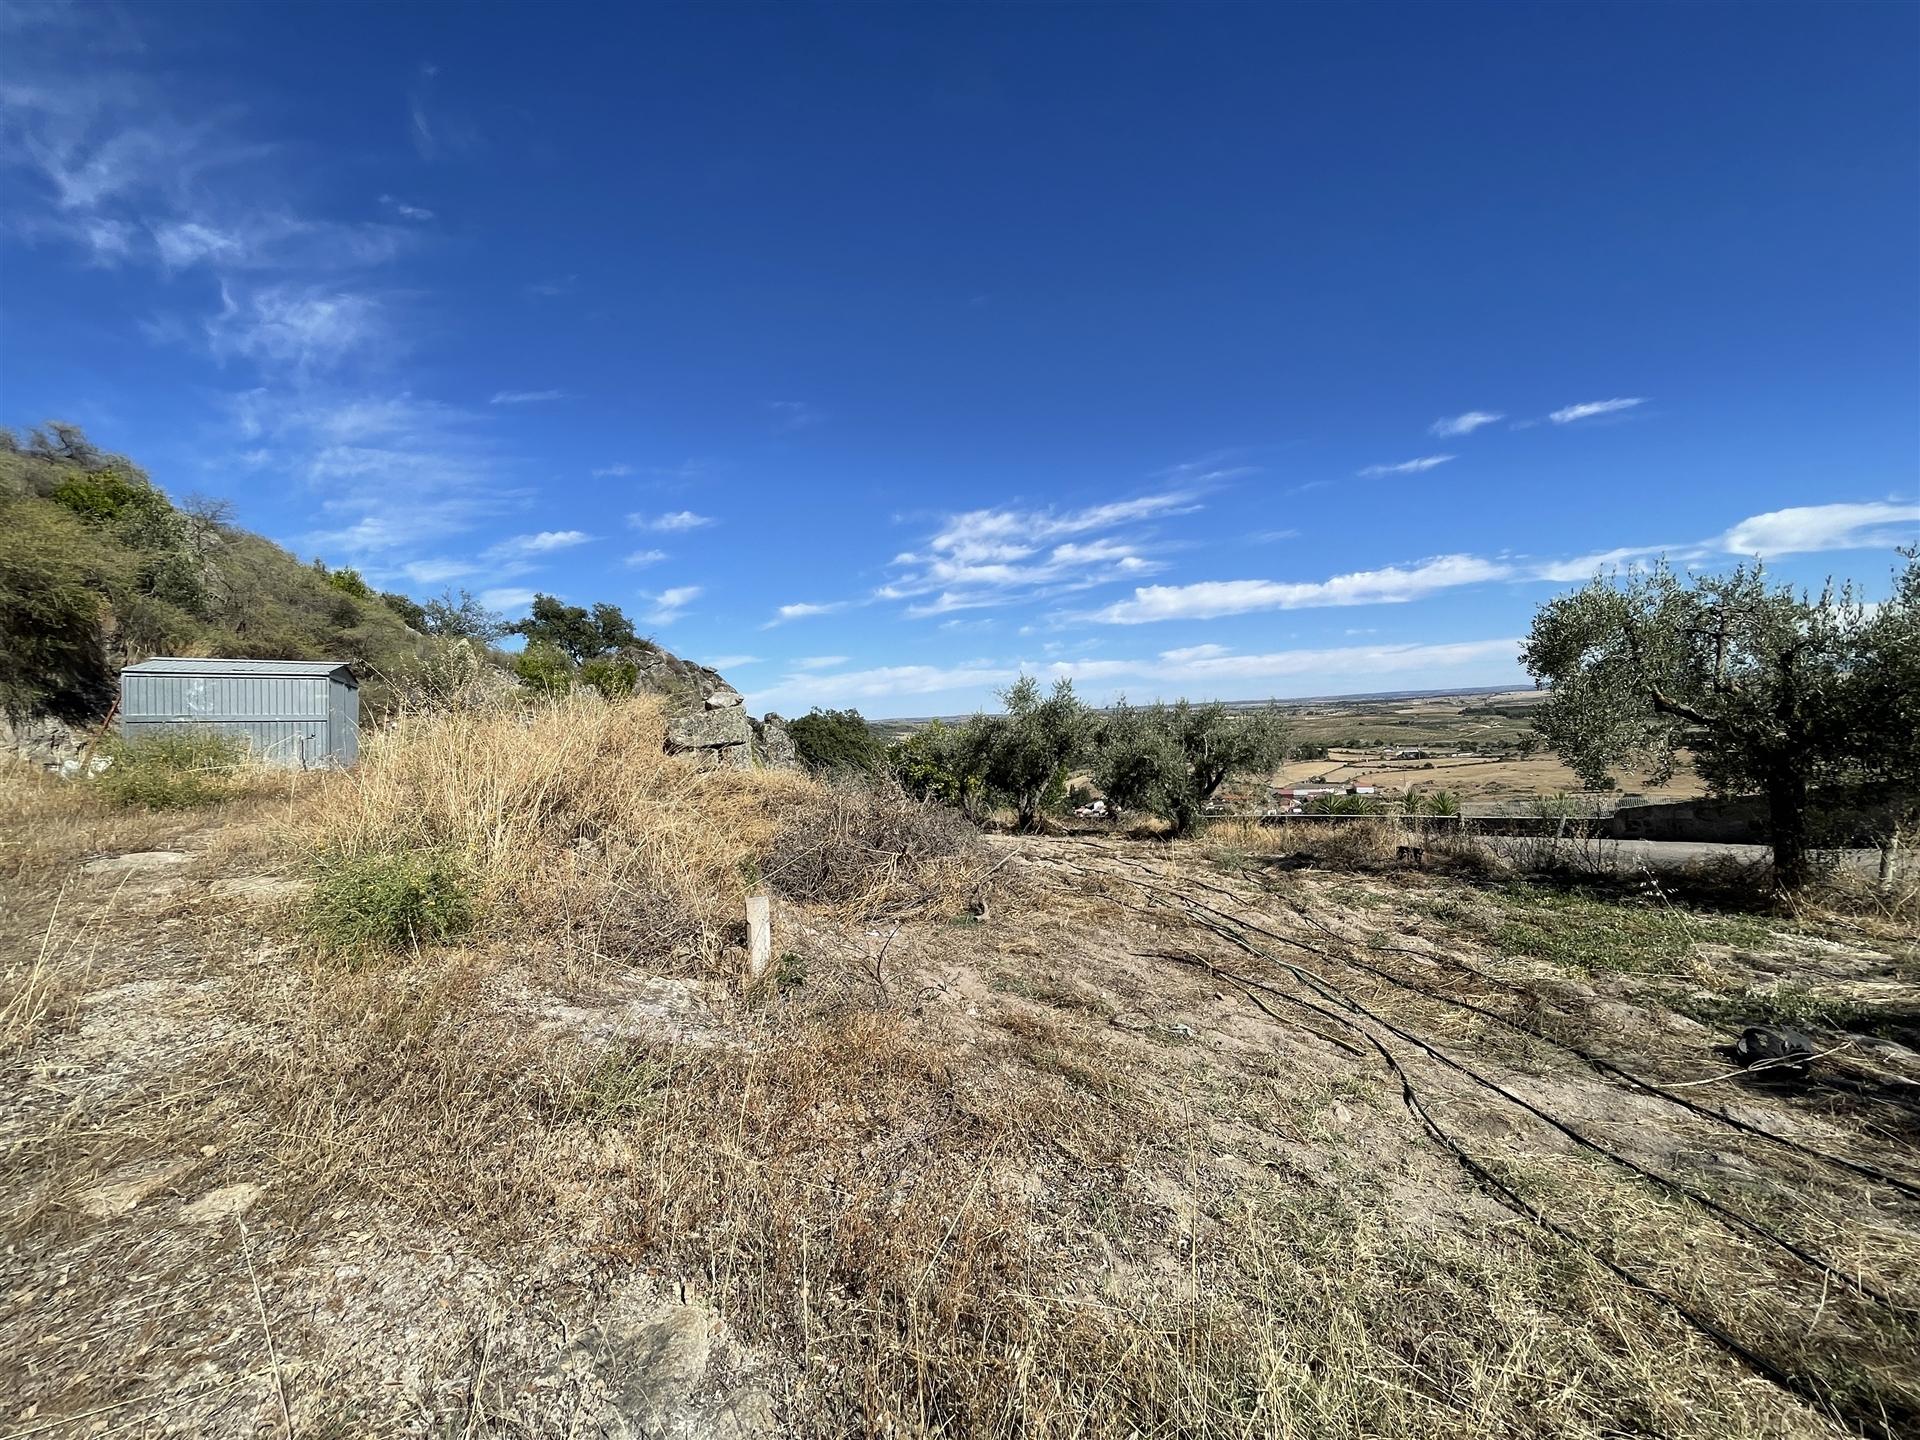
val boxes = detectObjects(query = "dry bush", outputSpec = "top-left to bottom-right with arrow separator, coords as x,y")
764,773 -> 996,919
289,694 -> 816,970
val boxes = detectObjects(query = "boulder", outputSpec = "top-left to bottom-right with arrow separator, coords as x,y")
666,705 -> 755,769
749,713 -> 800,771
704,686 -> 744,710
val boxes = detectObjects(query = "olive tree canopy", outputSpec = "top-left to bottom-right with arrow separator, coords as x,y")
1095,699 -> 1292,835
1522,554 -> 1919,889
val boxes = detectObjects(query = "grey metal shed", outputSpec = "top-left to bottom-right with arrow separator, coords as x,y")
119,658 -> 359,768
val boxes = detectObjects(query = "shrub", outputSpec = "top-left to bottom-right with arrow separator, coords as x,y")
305,848 -> 474,959
788,707 -> 886,774
513,640 -> 573,695
766,773 -> 991,917
579,655 -> 638,698
92,731 -> 247,809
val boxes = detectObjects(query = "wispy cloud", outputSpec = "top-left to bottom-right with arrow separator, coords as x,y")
592,462 -> 634,477
206,283 -> 386,371
229,389 -> 530,562
478,586 -> 536,613
630,509 -> 715,532
489,389 -> 565,405
791,656 -> 849,671
0,24 -> 525,574
642,585 -> 702,625
706,654 -> 762,669
1153,453 -> 1262,486
378,194 -> 434,222
526,274 -> 577,299
1430,411 -> 1503,437
624,547 -> 668,568
1720,501 -> 1917,556
1357,455 -> 1454,478
1092,555 -> 1509,623
1550,397 -> 1645,424
763,600 -> 851,628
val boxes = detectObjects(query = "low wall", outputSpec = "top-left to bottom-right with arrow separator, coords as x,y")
1606,791 -> 1907,846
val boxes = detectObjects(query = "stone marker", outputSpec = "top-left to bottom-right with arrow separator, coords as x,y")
745,894 -> 771,981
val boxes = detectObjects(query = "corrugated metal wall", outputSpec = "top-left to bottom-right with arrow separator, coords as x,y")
121,671 -> 355,767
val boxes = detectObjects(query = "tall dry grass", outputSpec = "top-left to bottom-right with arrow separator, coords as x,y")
292,694 -> 816,970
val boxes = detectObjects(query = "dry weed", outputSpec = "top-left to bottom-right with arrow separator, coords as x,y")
287,695 -> 815,971
764,774 -> 995,920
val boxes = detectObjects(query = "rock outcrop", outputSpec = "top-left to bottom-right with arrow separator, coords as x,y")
637,646 -> 797,772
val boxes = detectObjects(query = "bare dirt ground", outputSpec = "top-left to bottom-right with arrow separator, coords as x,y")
5,794 -> 1919,1437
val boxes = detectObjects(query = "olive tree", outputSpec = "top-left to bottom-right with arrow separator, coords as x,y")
984,675 -> 1093,831
1522,554 -> 1919,890
1095,699 -> 1292,835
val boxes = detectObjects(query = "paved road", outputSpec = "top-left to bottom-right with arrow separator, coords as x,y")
1479,835 -> 1881,876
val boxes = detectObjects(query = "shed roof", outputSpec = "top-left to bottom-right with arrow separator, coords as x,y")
121,657 -> 356,682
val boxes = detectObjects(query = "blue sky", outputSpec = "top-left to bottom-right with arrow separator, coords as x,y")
3,0 -> 1915,716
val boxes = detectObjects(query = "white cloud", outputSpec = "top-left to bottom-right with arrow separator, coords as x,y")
745,639 -> 1526,714
487,529 -> 590,557
624,548 -> 668,568
1092,555 -> 1511,623
643,585 -> 702,625
1527,544 -> 1684,584
791,656 -> 849,671
1429,412 -> 1503,437
763,600 -> 850,627
1550,397 -> 1645,424
1720,501 -> 1918,557
490,389 -> 565,405
592,463 -> 634,477
706,654 -> 761,669
876,492 -> 1197,616
631,510 -> 715,532
1358,455 -> 1454,478
478,587 -> 536,612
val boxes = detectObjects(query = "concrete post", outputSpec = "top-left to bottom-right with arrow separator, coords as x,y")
745,894 -> 772,981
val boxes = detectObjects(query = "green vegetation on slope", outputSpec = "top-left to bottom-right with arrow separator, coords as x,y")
1,422 -> 431,720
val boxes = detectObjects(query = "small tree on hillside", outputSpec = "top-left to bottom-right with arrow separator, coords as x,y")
1094,699 -> 1292,835
422,589 -> 506,642
508,594 -> 641,662
1522,554 -> 1920,890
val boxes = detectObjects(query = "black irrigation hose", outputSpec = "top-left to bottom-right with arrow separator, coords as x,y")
1265,892 -> 1920,1204
1031,851 -> 1917,1438
1091,845 -> 1920,1206
1092,860 -> 1908,1307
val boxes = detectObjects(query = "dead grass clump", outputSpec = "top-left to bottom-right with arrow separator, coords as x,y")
290,694 -> 816,970
764,774 -> 994,919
